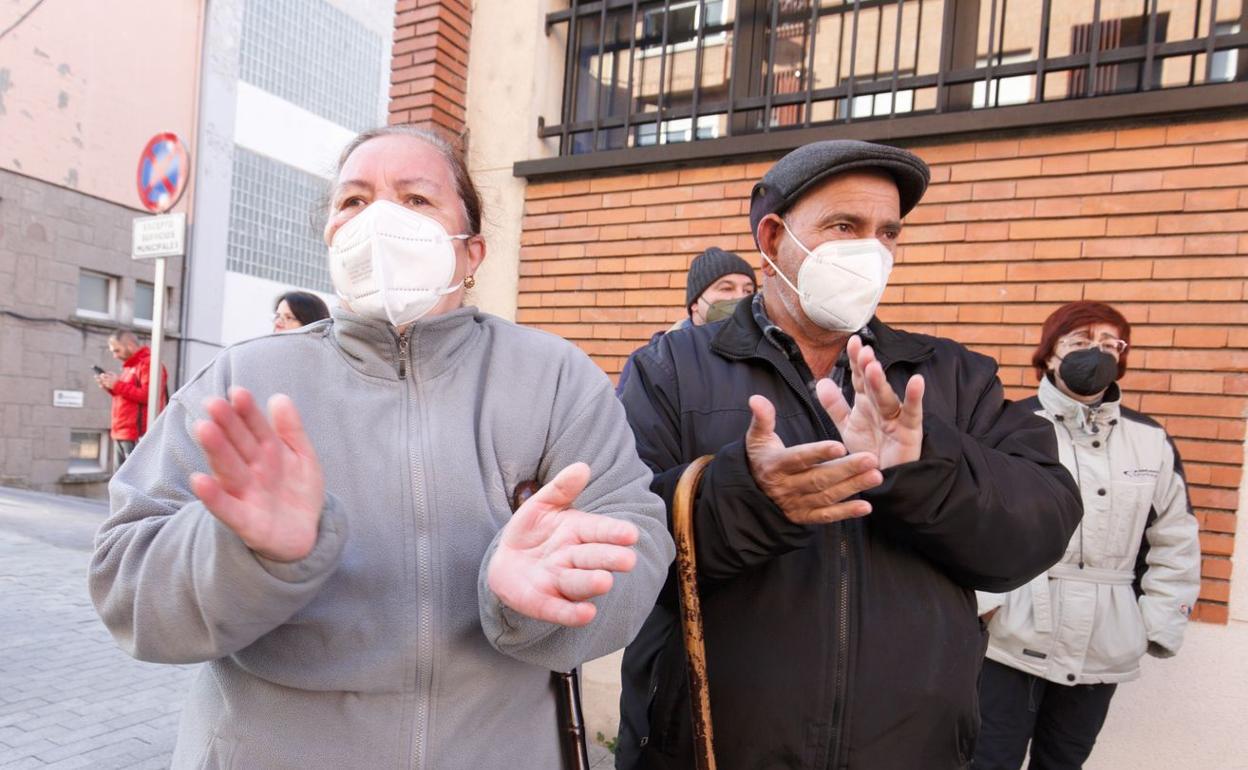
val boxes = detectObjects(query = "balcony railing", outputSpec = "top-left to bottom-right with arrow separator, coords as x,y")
518,0 -> 1248,177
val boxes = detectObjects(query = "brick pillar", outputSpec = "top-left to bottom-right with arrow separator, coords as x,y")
389,0 -> 471,132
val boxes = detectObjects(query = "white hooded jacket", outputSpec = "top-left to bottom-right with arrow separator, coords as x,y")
976,376 -> 1200,685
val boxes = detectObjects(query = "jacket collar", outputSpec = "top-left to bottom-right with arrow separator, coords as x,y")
122,347 -> 149,368
328,305 -> 482,381
710,292 -> 934,370
1038,374 -> 1121,432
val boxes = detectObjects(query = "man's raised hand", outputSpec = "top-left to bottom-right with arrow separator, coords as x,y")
745,394 -> 882,524
818,335 -> 924,470
190,388 -> 325,563
486,463 -> 640,627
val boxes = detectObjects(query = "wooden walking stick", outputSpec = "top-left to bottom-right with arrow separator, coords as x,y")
672,455 -> 717,770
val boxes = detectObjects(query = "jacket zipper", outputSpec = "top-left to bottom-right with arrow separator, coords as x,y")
397,327 -> 411,379
395,325 -> 432,769
750,353 -> 855,769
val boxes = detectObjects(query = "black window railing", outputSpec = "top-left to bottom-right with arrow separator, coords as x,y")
523,0 -> 1248,174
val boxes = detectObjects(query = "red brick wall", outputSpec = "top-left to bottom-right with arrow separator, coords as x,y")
517,115 -> 1248,622
389,0 -> 471,132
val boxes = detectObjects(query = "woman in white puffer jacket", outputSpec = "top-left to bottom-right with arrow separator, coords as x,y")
973,301 -> 1200,770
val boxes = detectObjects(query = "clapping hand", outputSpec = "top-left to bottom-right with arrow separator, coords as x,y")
818,335 -> 924,470
486,463 -> 639,627
745,393 -> 883,524
190,388 -> 325,563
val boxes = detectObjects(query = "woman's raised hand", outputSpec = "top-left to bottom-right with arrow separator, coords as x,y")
190,388 -> 325,563
487,463 -> 640,627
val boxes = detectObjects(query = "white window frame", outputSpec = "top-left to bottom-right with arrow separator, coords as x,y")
638,0 -> 728,58
973,53 -> 1035,109
68,430 -> 110,475
76,270 -> 118,321
1210,23 -> 1241,83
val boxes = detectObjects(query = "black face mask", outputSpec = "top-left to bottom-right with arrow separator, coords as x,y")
1057,349 -> 1118,396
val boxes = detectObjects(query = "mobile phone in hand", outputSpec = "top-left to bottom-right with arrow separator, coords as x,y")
92,365 -> 106,375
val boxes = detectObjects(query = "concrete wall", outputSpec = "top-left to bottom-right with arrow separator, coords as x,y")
0,0 -> 201,211
0,169 -> 181,498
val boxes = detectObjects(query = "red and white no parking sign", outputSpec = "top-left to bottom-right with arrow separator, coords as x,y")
135,132 -> 189,213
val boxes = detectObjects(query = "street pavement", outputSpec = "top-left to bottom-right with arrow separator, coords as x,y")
0,486 -> 615,769
0,487 -> 194,769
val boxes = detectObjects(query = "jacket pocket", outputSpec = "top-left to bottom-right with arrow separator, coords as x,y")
1086,586 -> 1148,673
1105,481 -> 1154,558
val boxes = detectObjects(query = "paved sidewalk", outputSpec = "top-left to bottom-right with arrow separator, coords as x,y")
0,489 -> 195,769
0,486 -> 616,769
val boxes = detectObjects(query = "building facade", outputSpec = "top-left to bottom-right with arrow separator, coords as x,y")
0,1 -> 199,497
394,0 -> 1247,762
181,0 -> 394,377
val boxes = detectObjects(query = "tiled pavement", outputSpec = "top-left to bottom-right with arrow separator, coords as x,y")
0,489 -> 194,769
0,487 -> 614,769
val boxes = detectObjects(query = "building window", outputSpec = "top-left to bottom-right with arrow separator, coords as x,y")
239,0 -> 385,131
1211,23 -> 1241,83
226,147 -> 332,292
134,281 -> 155,326
76,270 -> 116,320
68,430 -> 109,474
537,0 -> 1248,163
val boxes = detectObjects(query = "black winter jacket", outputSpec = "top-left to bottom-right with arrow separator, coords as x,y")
615,298 -> 1082,770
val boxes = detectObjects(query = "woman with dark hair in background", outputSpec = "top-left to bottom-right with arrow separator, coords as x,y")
272,290 -> 330,332
89,124 -> 674,768
974,301 -> 1200,770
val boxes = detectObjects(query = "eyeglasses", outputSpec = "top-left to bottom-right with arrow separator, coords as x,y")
273,312 -> 298,325
1058,335 -> 1128,355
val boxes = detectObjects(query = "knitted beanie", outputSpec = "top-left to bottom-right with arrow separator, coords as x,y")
685,247 -> 757,311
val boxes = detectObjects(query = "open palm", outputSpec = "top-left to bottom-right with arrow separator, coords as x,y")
818,335 -> 925,470
190,388 -> 324,563
487,463 -> 640,627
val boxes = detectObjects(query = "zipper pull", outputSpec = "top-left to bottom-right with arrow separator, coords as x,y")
397,329 -> 410,379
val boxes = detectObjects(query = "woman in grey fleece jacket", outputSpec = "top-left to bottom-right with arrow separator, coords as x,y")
89,127 -> 675,769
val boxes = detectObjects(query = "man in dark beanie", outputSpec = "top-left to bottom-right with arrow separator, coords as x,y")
616,139 -> 1082,770
684,247 -> 756,327
614,247 -> 756,395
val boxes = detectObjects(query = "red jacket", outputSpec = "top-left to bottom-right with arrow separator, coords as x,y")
108,347 -> 169,441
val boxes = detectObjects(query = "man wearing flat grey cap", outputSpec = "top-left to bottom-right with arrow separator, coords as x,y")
616,139 -> 1083,769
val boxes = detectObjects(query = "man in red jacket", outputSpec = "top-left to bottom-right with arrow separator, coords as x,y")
95,330 -> 168,467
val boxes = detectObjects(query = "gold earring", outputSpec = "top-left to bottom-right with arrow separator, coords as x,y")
464,275 -> 476,289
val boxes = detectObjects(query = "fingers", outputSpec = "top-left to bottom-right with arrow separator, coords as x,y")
190,472 -> 251,534
229,388 -> 279,447
745,395 -> 779,449
269,394 -> 317,459
865,358 -> 902,420
513,588 -> 598,627
770,439 -> 848,475
204,396 -> 261,464
786,451 -> 880,496
556,569 -> 615,602
563,511 -> 639,548
522,462 -> 592,517
796,499 -> 873,525
900,374 -> 925,429
563,542 -> 637,573
193,418 -> 253,494
847,335 -> 868,395
816,378 -> 851,434
505,463 -> 593,548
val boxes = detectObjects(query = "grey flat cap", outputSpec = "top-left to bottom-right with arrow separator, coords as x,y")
749,140 -> 930,238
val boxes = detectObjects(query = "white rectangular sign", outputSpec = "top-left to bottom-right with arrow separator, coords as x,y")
53,390 -> 84,408
132,213 -> 186,260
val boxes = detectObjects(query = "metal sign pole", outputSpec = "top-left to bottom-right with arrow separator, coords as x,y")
146,256 -> 167,433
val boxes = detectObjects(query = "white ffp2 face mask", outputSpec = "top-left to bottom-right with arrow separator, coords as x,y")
761,221 -> 894,332
327,200 -> 469,326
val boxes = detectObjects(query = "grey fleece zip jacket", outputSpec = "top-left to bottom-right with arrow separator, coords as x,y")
88,307 -> 674,769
